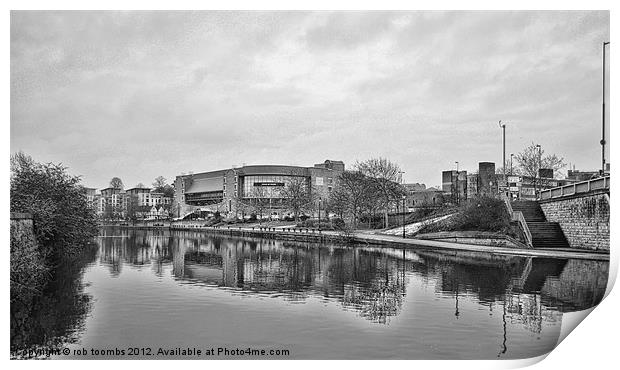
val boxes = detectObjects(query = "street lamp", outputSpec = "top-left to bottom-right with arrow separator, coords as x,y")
318,197 -> 322,231
535,144 -> 542,198
454,161 -> 459,205
498,121 -> 507,191
602,41 -> 610,174
402,195 -> 407,239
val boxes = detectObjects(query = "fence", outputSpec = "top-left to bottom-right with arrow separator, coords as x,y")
540,176 -> 610,200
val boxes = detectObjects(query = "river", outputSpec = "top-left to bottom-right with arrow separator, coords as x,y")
10,227 -> 609,359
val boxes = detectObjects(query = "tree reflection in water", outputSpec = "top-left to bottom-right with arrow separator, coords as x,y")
99,229 -> 607,328
11,228 -> 609,359
10,243 -> 98,359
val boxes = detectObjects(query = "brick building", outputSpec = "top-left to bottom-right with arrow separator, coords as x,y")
173,159 -> 345,219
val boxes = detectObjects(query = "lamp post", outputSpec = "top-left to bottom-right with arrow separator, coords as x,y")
499,121 -> 507,193
318,197 -> 321,231
454,161 -> 459,205
535,144 -> 541,198
602,41 -> 610,174
510,154 -> 514,176
402,195 -> 407,238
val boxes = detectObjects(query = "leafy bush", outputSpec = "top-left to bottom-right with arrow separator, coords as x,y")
10,152 -> 98,260
358,214 -> 384,229
10,223 -> 48,308
419,196 -> 517,237
10,152 -> 99,328
331,218 -> 346,230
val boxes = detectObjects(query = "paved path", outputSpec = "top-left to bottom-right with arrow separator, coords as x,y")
343,231 -> 609,261
174,224 -> 609,261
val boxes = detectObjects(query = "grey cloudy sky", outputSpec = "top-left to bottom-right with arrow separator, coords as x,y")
11,10 -> 610,188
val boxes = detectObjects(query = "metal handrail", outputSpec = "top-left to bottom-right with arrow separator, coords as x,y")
513,211 -> 532,247
501,193 -> 533,248
540,176 -> 610,200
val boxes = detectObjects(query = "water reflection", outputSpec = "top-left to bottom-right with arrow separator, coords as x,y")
12,228 -> 610,359
98,228 -> 608,328
10,244 -> 98,359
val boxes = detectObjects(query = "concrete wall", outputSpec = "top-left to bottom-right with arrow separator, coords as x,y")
10,212 -> 34,236
539,190 -> 610,251
10,213 -> 36,253
415,231 -> 529,249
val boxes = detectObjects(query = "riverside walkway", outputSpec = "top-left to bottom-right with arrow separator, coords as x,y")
170,224 -> 609,261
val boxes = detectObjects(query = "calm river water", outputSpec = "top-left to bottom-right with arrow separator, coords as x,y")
11,227 -> 609,360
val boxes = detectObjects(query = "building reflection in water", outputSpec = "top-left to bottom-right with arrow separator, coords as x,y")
97,228 -> 608,333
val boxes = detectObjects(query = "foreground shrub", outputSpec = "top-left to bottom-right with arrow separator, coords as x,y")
10,152 -> 98,260
10,152 -> 99,332
10,223 -> 48,309
419,196 -> 517,237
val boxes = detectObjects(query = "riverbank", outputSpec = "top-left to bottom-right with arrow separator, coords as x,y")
164,224 -> 609,261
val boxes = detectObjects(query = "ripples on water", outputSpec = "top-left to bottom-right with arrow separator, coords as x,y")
11,227 -> 609,359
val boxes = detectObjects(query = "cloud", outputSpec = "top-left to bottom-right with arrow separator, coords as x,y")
10,11 -> 610,188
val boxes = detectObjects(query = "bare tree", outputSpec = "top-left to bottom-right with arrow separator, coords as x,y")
248,186 -> 272,224
326,186 -> 348,220
280,171 -> 315,222
152,176 -> 174,197
333,171 -> 376,228
233,193 -> 252,221
125,194 -> 140,223
515,143 -> 566,192
355,158 -> 406,228
109,177 -> 123,190
153,176 -> 167,189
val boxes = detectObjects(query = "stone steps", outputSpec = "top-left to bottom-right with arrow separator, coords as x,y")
511,201 -> 570,249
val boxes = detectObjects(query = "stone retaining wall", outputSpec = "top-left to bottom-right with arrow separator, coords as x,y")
415,231 -> 529,249
10,212 -> 34,239
539,191 -> 609,251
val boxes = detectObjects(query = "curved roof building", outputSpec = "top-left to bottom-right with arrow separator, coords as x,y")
173,160 -> 345,218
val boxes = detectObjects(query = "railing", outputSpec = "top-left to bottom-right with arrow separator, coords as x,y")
500,193 -> 533,248
512,211 -> 532,248
539,176 -> 610,200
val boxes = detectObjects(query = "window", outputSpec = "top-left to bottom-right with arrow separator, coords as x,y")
242,175 -> 306,198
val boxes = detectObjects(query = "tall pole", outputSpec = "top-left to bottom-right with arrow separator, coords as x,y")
318,198 -> 321,231
510,154 -> 514,176
602,41 -> 610,174
499,121 -> 506,192
454,162 -> 459,205
402,196 -> 406,238
536,144 -> 541,198
398,170 -> 405,214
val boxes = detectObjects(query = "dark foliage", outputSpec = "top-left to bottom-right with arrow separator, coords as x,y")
11,152 -> 99,260
10,152 -> 99,357
420,196 -> 516,237
11,243 -> 98,358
